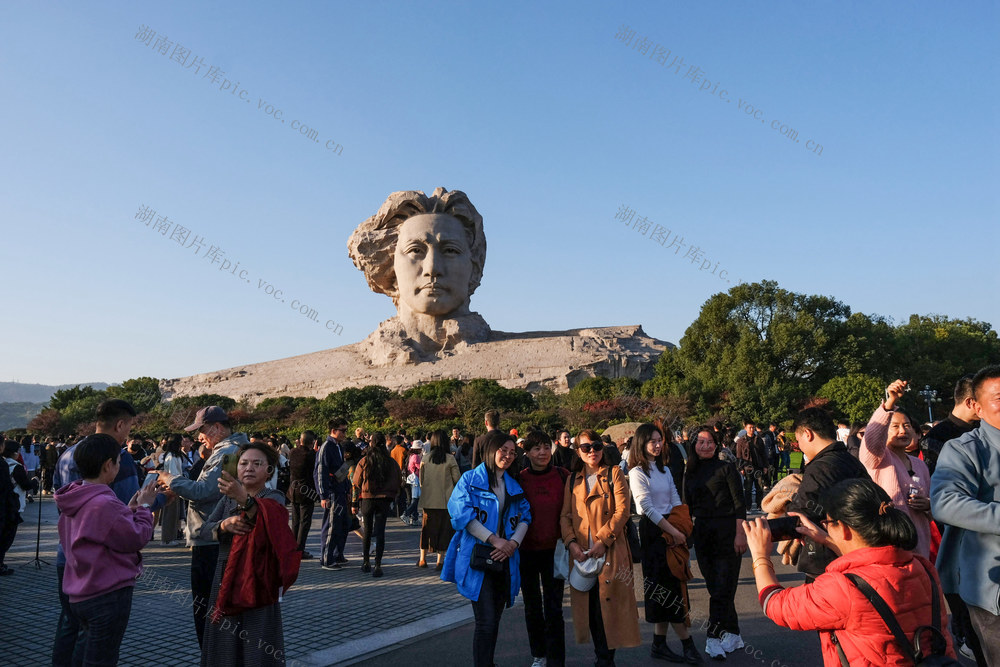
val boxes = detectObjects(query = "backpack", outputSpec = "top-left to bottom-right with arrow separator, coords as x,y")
831,562 -> 958,666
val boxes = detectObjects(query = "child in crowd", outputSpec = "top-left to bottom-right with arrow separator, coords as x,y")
55,433 -> 158,666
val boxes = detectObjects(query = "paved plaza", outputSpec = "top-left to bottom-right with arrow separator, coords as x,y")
1,497 -> 976,666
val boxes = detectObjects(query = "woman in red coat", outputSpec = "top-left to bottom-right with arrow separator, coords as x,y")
743,478 -> 955,666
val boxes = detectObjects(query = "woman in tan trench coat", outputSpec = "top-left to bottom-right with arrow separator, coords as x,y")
560,433 -> 641,666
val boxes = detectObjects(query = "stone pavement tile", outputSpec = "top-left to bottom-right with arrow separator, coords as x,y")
1,500 -> 469,667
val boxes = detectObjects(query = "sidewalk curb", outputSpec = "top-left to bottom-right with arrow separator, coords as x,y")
296,605 -> 475,666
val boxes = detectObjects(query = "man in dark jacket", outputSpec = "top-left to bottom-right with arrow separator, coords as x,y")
472,409 -> 502,466
316,418 -> 351,570
288,430 -> 318,559
786,407 -> 869,581
734,420 -> 770,510
921,374 -> 979,476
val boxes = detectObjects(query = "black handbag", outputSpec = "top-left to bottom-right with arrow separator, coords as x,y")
470,542 -> 504,573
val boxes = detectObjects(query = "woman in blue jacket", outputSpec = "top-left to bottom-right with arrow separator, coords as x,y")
442,430 -> 531,667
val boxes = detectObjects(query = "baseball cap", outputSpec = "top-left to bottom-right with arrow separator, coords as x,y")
184,406 -> 229,432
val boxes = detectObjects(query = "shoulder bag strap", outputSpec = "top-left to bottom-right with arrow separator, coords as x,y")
843,572 -> 919,663
830,631 -> 851,667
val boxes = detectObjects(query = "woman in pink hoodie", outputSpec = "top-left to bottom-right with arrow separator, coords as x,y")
55,433 -> 158,666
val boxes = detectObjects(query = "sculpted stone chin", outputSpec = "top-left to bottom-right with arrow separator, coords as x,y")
348,187 -> 492,364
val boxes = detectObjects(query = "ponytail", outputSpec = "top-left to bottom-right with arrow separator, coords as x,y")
820,478 -> 918,551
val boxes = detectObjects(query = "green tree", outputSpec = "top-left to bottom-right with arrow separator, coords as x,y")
319,386 -> 396,424
48,385 -> 102,411
662,281 -> 855,421
106,377 -> 162,413
817,374 -> 885,424
402,379 -> 465,404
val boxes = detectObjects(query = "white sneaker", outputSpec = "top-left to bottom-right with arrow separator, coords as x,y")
530,658 -> 547,667
705,637 -> 726,660
960,642 -> 975,659
720,632 -> 744,653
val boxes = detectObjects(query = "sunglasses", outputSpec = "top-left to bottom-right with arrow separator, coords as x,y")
578,443 -> 605,453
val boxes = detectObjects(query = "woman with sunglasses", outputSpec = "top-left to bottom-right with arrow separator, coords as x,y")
684,426 -> 747,660
560,429 -> 640,667
628,423 -> 701,664
744,477 -> 954,666
200,441 -> 300,667
442,430 -> 531,667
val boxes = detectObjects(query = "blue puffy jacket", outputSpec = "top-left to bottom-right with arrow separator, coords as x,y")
441,463 -> 531,605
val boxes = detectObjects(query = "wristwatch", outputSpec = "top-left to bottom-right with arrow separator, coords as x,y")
140,503 -> 151,509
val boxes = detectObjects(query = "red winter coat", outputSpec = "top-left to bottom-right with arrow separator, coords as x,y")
761,546 -> 954,666
214,498 -> 301,619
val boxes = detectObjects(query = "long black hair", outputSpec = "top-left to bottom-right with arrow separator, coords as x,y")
481,430 -> 513,487
428,429 -> 448,465
684,425 -> 719,479
820,478 -> 918,551
627,423 -> 667,475
164,434 -> 182,458
361,436 -> 394,489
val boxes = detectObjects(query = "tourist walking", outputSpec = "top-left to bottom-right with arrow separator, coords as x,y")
316,418 -> 352,570
199,442 -> 300,667
746,477 -> 955,666
684,426 -> 747,660
560,429 -> 641,666
351,438 -> 402,577
403,440 -> 423,524
628,423 -> 700,663
442,431 -> 530,667
288,430 -> 318,559
417,430 -> 459,570
160,434 -> 185,545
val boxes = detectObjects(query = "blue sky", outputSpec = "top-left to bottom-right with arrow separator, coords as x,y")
1,1 -> 997,386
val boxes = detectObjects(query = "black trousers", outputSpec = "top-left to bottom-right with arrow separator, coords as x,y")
693,517 -> 742,638
361,498 -> 391,565
291,499 -> 315,552
52,564 -> 82,666
471,565 -> 510,667
519,548 -> 565,666
190,544 -> 219,648
588,583 -> 615,665
0,515 -> 17,567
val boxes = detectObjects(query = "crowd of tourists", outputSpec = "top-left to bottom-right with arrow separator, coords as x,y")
1,363 -> 998,665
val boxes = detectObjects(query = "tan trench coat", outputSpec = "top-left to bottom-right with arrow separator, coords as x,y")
559,465 -> 641,650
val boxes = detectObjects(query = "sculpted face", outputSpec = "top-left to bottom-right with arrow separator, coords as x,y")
393,213 -> 473,317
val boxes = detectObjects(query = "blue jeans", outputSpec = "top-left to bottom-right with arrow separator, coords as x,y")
69,586 -> 134,666
320,495 -> 350,565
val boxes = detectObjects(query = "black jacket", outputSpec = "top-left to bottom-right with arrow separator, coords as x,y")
287,446 -> 317,503
787,441 -> 869,577
920,415 -> 977,476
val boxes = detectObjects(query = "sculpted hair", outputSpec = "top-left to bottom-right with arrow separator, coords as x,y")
792,407 -> 837,442
627,423 -> 666,475
348,187 -> 486,303
74,433 -> 121,478
821,478 -> 918,550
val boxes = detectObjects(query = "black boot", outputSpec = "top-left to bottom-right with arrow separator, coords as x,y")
361,558 -> 371,573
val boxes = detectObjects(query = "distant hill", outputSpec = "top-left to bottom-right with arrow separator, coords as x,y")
0,381 -> 109,404
0,402 -> 47,431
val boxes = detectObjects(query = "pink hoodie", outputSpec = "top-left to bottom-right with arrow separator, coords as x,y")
55,480 -> 154,603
